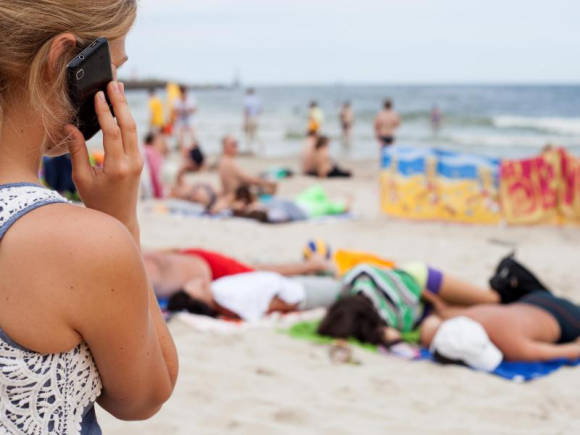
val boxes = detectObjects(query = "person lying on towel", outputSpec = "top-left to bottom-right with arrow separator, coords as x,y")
169,182 -> 349,224
318,254 -> 580,366
230,184 -> 350,224
144,249 -> 341,321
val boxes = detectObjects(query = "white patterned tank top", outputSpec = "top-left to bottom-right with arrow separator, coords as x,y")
0,183 -> 103,434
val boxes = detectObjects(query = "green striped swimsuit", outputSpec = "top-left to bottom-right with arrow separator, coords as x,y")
342,264 -> 424,332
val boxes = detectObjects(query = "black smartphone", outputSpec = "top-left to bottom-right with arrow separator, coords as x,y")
66,38 -> 114,140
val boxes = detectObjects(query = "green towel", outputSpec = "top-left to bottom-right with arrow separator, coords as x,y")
295,185 -> 347,217
282,321 -> 421,353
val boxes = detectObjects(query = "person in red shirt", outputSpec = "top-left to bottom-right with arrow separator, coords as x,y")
143,249 -> 334,318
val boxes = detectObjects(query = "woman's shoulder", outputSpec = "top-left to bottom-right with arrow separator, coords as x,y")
3,202 -> 139,277
0,204 -> 145,352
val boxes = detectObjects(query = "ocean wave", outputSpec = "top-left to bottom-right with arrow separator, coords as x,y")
493,116 -> 580,136
399,111 -> 495,127
399,112 -> 580,136
440,134 -> 552,148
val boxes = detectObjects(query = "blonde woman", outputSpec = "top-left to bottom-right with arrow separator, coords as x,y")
0,1 -> 178,433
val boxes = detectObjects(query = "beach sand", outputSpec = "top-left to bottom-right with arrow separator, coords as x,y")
98,156 -> 580,434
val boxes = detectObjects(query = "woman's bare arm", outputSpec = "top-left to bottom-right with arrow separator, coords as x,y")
66,213 -> 178,420
421,290 -> 471,319
255,257 -> 333,277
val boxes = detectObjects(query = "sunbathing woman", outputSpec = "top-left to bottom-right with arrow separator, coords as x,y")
144,249 -> 340,321
319,259 -> 580,361
231,185 -> 350,224
169,182 -> 233,214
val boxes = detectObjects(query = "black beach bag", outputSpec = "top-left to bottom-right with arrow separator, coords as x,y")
489,253 -> 551,304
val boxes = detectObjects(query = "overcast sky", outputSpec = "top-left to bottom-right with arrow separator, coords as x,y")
121,0 -> 580,85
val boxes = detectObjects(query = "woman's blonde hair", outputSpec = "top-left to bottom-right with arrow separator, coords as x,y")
0,0 -> 137,143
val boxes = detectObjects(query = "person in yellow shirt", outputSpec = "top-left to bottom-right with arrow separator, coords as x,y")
148,88 -> 165,132
308,101 -> 324,134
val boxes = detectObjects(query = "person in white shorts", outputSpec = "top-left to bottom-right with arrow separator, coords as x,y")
243,88 -> 262,154
173,85 -> 197,152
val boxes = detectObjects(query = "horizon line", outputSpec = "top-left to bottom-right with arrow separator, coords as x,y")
119,76 -> 580,88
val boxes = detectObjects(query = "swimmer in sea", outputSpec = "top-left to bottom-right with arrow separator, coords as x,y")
374,99 -> 401,148
339,101 -> 354,148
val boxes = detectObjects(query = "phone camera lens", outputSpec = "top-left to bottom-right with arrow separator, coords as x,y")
76,69 -> 85,81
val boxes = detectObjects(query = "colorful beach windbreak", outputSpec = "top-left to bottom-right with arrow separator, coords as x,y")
380,146 -> 580,225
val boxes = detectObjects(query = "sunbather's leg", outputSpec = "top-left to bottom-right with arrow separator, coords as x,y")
175,162 -> 197,186
401,261 -> 499,306
438,274 -> 500,306
291,276 -> 342,310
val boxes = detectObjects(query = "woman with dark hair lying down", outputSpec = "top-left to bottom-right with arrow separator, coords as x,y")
144,249 -> 341,321
231,184 -> 350,224
318,260 -> 580,361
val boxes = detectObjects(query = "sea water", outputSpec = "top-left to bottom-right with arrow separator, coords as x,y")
115,84 -> 580,160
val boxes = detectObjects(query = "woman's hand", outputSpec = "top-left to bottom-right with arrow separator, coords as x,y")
66,81 -> 143,242
421,289 -> 449,315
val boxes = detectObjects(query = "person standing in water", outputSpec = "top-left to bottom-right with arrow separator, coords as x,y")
243,88 -> 262,154
148,88 -> 164,133
431,104 -> 442,135
374,99 -> 401,148
339,101 -> 354,149
173,85 -> 197,152
308,101 -> 324,135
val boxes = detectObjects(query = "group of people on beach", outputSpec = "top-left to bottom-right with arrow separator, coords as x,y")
142,125 -> 351,224
86,75 -> 580,373
140,84 -> 363,224
149,245 -> 580,368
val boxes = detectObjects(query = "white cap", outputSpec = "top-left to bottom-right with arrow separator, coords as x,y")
430,317 -> 503,372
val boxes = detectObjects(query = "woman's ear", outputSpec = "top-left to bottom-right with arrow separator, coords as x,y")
47,33 -> 78,80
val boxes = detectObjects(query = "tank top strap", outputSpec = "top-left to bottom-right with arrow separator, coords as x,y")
0,182 -> 68,241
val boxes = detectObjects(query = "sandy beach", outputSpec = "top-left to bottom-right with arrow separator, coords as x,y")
96,156 -> 580,434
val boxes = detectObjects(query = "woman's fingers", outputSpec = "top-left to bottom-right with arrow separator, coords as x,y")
107,81 -> 140,159
95,88 -> 124,166
65,124 -> 92,186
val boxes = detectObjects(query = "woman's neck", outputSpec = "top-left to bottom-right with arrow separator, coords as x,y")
0,101 -> 45,185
